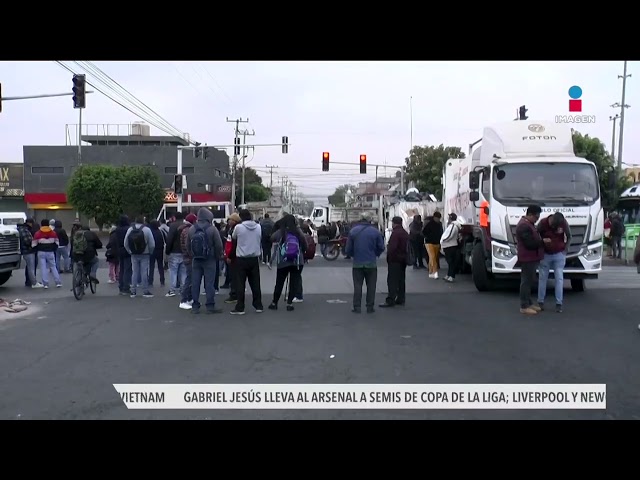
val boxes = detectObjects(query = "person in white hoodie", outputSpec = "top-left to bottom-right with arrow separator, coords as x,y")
230,209 -> 263,315
440,213 -> 462,283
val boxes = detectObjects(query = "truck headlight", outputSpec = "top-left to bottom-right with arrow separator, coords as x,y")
492,245 -> 514,260
584,246 -> 601,260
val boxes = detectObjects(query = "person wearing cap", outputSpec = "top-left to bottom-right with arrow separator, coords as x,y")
345,212 -> 385,314
379,216 -> 409,308
178,213 -> 197,309
440,213 -> 462,282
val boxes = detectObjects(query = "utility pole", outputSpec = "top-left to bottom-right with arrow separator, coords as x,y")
616,61 -> 631,180
609,114 -> 620,162
226,117 -> 249,209
265,165 -> 278,189
240,128 -> 255,205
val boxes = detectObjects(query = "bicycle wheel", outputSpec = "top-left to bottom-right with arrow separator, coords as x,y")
72,264 -> 85,300
89,275 -> 97,294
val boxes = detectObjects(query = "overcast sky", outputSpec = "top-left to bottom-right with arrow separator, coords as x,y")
0,61 -> 637,203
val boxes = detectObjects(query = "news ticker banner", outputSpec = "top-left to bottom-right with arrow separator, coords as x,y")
113,384 -> 606,410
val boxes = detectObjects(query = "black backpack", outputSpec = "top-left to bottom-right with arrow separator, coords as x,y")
128,225 -> 147,255
261,222 -> 273,241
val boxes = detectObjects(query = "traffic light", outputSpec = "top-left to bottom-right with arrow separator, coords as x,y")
360,154 -> 367,174
194,142 -> 202,158
519,105 -> 528,120
174,174 -> 183,194
282,136 -> 289,154
203,146 -> 209,159
234,137 -> 241,156
322,152 -> 330,171
72,74 -> 86,109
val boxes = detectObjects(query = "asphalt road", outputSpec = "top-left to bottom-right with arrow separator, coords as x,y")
1,257 -> 638,420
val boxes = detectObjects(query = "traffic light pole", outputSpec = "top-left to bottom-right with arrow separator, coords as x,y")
78,106 -> 83,163
177,148 -> 183,212
0,91 -> 94,102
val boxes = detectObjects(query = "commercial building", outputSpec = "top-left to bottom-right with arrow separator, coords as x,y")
23,123 -> 232,226
0,163 -> 26,213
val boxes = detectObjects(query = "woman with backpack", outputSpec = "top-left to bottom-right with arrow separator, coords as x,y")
268,214 -> 307,312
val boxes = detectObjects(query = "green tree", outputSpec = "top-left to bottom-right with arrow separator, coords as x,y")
67,165 -> 123,226
118,166 -> 165,219
404,145 -> 466,198
571,130 -> 632,208
328,184 -> 356,206
233,166 -> 270,205
66,164 -> 164,225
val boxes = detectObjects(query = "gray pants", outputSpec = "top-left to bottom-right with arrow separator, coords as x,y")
519,261 -> 539,309
23,253 -> 37,286
352,267 -> 377,309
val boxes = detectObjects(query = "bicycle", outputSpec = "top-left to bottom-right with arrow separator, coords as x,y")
72,260 -> 97,300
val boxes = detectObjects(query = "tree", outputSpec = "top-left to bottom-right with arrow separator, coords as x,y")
67,165 -> 123,226
118,166 -> 165,220
233,166 -> 270,205
328,184 -> 356,206
571,130 -> 632,208
404,145 -> 466,199
67,164 -> 165,226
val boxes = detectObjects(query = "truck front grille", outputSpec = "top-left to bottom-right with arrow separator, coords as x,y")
0,234 -> 20,254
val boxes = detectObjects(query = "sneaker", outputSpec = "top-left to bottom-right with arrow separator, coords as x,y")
255,308 -> 264,313
433,272 -> 439,279
538,303 -> 545,311
187,300 -> 194,305
130,293 -> 136,298
292,298 -> 303,303
428,273 -> 435,278
108,279 -> 115,284
224,298 -> 237,304
119,291 -> 128,296
267,263 -> 272,270
268,303 -> 277,310
43,285 -> 49,289
165,291 -> 176,297
32,282 -> 44,289
555,304 -> 563,313
143,292 -> 154,298
56,283 -> 62,288
520,307 -> 538,315
286,304 -> 294,312
230,310 -> 245,315
179,302 -> 192,310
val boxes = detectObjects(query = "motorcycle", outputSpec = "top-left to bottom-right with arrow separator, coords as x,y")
322,236 -> 348,261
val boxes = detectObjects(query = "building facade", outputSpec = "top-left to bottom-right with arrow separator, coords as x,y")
0,163 -> 26,213
23,129 -> 232,227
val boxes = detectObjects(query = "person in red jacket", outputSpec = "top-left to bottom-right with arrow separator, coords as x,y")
379,216 -> 410,307
515,205 -> 545,315
537,212 -> 571,313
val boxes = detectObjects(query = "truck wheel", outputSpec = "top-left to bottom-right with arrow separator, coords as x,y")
0,271 -> 12,287
471,243 -> 492,291
570,279 -> 585,292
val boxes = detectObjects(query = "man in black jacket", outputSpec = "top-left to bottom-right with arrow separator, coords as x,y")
164,211 -> 186,297
380,216 -> 409,308
72,226 -> 103,283
115,215 -> 132,295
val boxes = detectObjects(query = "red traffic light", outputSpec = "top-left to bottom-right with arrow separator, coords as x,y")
323,152 -> 329,159
360,154 -> 366,162
322,152 -> 330,172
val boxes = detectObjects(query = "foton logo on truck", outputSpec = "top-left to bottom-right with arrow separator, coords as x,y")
522,135 -> 557,141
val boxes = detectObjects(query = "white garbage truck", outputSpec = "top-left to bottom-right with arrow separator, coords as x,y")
442,120 -> 604,292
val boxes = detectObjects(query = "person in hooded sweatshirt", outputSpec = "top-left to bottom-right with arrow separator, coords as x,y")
32,218 -> 61,288
124,215 -> 155,298
230,209 -> 263,315
148,220 -> 166,287
115,215 -> 133,295
187,208 -> 223,314
54,220 -> 71,274
440,213 -> 462,283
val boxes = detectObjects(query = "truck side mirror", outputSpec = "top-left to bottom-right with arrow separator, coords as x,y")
469,191 -> 480,202
469,171 -> 480,190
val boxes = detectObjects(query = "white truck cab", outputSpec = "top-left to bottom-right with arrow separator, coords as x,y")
0,212 -> 26,286
443,120 -> 603,292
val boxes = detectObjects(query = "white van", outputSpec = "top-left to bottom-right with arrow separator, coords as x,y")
0,212 -> 27,228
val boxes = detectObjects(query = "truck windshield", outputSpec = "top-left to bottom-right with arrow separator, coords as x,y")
492,162 -> 599,206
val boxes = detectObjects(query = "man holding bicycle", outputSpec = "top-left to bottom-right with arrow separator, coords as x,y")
71,225 -> 103,283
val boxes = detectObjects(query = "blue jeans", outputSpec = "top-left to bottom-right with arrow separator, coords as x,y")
56,245 -> 71,272
23,253 -> 37,285
181,263 -> 193,303
38,251 -> 61,287
191,257 -> 217,311
168,253 -> 186,293
131,254 -> 150,295
537,252 -> 566,306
